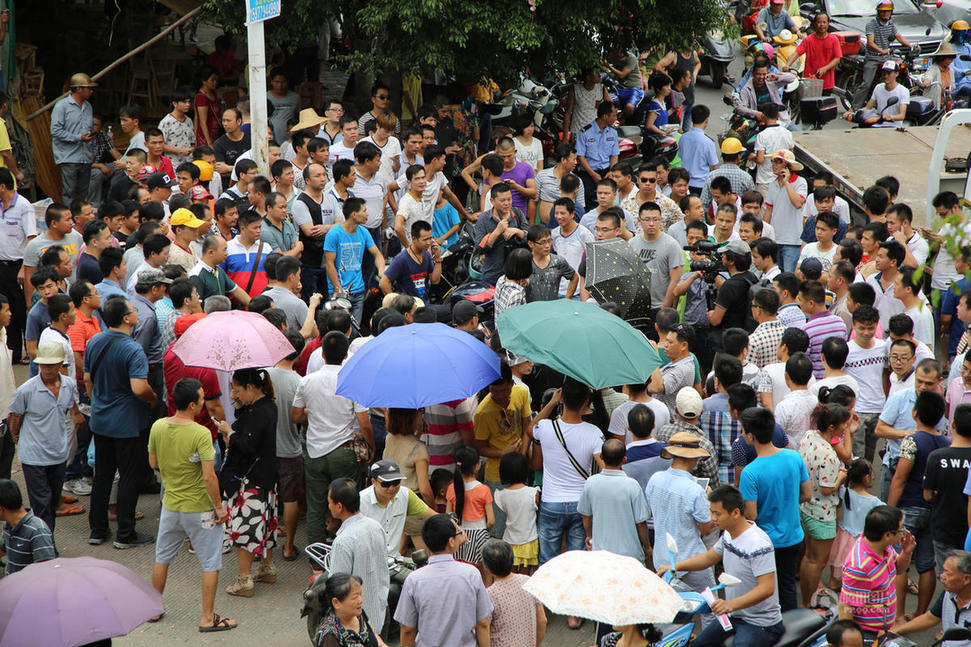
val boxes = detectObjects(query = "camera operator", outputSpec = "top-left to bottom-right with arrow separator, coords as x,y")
706,240 -> 759,360
673,223 -> 722,371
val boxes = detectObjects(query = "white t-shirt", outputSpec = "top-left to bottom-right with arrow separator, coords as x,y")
866,273 -> 904,331
362,135 -> 402,184
872,82 -> 910,115
810,374 -> 860,399
513,136 -> 544,171
798,242 -> 837,274
843,338 -> 888,413
397,169 -> 448,223
293,364 -> 366,459
765,176 -> 808,245
757,362 -> 816,409
608,398 -> 670,445
753,125 -> 794,185
38,327 -> 75,380
396,191 -> 428,243
806,194 -> 851,224
533,419 -> 604,503
904,305 -> 935,351
931,222 -> 961,289
494,485 -> 539,544
328,141 -> 357,170
902,232 -> 930,267
551,224 -> 595,296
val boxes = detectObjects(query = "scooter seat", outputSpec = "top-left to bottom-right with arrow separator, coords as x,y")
616,125 -> 642,139
723,608 -> 826,647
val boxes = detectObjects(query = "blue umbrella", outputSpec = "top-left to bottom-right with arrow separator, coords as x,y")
336,322 -> 500,407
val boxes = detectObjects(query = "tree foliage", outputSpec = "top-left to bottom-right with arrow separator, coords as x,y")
202,0 -> 727,86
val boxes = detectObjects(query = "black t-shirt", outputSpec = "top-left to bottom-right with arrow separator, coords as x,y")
108,171 -> 137,203
213,133 -> 252,170
714,271 -> 757,331
923,446 -> 971,547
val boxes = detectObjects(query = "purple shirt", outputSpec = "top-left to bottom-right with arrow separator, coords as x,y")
502,161 -> 536,214
394,553 -> 494,647
801,310 -> 848,379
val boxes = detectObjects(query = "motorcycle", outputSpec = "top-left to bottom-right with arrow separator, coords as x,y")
844,95 -> 906,126
702,28 -> 735,89
430,221 -> 496,325
610,87 -> 680,166
487,77 -> 559,131
301,542 -> 429,644
875,628 -> 971,647
834,42 -> 923,109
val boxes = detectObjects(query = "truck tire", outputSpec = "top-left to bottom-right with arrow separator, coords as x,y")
711,62 -> 726,89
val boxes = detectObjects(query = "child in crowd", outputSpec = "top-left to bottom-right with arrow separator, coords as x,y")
433,192 -> 461,248
826,459 -> 882,591
430,468 -> 452,514
493,453 -> 539,574
446,445 -> 494,567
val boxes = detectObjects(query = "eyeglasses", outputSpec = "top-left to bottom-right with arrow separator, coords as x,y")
594,226 -> 618,234
375,94 -> 390,100
125,309 -> 136,316
327,106 -> 344,113
451,526 -> 466,538
638,177 -> 658,183
377,479 -> 401,488
889,354 -> 914,363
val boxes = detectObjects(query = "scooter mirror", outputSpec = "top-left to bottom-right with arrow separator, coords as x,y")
718,573 -> 743,588
666,532 -> 679,555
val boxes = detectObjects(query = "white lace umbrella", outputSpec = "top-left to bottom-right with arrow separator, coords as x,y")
523,550 -> 684,625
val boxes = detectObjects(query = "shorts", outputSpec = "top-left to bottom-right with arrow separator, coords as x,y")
801,510 -> 837,541
902,505 -> 935,573
511,539 -> 539,567
277,455 -> 305,503
615,86 -> 644,109
155,505 -> 223,572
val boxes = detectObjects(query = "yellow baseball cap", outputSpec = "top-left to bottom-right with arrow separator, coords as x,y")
170,208 -> 206,228
193,160 -> 214,182
720,137 -> 745,155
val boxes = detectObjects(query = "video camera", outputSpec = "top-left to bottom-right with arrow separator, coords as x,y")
684,240 -> 725,282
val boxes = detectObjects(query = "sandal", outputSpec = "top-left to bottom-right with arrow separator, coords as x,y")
283,549 -> 300,562
199,613 -> 237,632
254,562 -> 277,583
55,503 -> 85,517
226,575 -> 254,598
62,495 -> 78,504
908,579 -> 919,595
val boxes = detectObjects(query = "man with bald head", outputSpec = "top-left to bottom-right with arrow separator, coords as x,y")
578,438 -> 653,564
51,73 -> 97,204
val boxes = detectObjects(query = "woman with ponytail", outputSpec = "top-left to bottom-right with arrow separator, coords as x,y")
216,367 -> 279,598
445,445 -> 494,568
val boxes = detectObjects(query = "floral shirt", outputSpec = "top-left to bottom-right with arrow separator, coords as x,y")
622,191 -> 684,234
798,429 -> 840,522
314,611 -> 376,647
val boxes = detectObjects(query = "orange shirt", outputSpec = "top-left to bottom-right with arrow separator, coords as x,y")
67,309 -> 101,357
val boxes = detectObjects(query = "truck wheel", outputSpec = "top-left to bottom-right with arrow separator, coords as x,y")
711,63 -> 726,89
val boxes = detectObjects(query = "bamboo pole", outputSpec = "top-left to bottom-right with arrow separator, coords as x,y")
26,6 -> 202,121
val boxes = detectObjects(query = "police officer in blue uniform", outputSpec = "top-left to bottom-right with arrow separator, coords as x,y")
575,102 -> 620,209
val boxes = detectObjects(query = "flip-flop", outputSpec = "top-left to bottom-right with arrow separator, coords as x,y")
148,613 -> 164,623
62,495 -> 78,504
199,613 -> 237,633
55,503 -> 85,517
283,548 -> 300,562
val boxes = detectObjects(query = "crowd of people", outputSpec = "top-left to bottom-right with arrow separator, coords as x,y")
0,15 -> 970,644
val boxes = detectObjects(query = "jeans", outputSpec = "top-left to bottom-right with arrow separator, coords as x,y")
89,434 -> 143,541
691,617 -> 785,647
902,506 -> 935,573
934,539 -> 961,573
854,413 -> 880,464
681,102 -> 694,131
88,167 -> 108,209
362,226 -> 382,288
59,162 -> 92,205
775,542 -> 801,612
538,500 -> 586,565
347,291 -> 365,327
370,412 -> 386,465
0,259 -> 26,362
852,58 -> 885,109
64,416 -> 92,480
778,244 -> 802,273
304,446 -> 359,545
301,267 -> 325,301
22,462 -> 67,535
213,441 -> 223,474
0,425 -> 14,480
880,461 -> 895,503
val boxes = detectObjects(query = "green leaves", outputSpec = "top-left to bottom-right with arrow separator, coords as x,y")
202,0 -> 727,85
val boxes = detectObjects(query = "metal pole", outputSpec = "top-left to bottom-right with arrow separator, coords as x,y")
247,18 -> 269,177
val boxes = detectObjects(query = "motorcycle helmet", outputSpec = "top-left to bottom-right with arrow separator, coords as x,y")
876,1 -> 894,11
756,42 -> 775,59
952,20 -> 970,45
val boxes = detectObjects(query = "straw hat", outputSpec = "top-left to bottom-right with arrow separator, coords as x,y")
930,41 -> 958,58
34,342 -> 66,365
289,108 -> 326,133
661,431 -> 711,460
774,29 -> 798,45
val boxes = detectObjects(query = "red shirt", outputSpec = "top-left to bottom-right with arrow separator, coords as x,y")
163,344 -> 222,440
795,33 -> 843,90
295,336 -> 323,376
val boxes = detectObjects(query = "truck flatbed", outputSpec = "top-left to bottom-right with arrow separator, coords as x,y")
792,124 -> 971,226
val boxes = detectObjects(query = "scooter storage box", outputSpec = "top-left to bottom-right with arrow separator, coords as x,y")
906,96 -> 934,120
800,96 -> 839,124
833,31 -> 861,56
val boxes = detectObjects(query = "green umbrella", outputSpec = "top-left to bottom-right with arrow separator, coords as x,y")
495,299 -> 663,389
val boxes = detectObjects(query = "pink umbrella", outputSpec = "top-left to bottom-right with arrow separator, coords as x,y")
171,310 -> 295,371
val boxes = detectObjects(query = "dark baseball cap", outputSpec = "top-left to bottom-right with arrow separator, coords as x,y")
146,172 -> 176,190
452,299 -> 483,324
799,257 -> 823,280
369,460 -> 404,483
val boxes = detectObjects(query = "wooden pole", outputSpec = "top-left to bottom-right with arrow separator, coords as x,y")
26,6 -> 202,121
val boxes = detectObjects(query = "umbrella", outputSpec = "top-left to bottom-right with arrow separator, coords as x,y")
523,550 -> 684,625
171,310 -> 295,371
586,238 -> 653,326
495,300 -> 662,389
0,556 -> 164,647
336,322 -> 500,407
